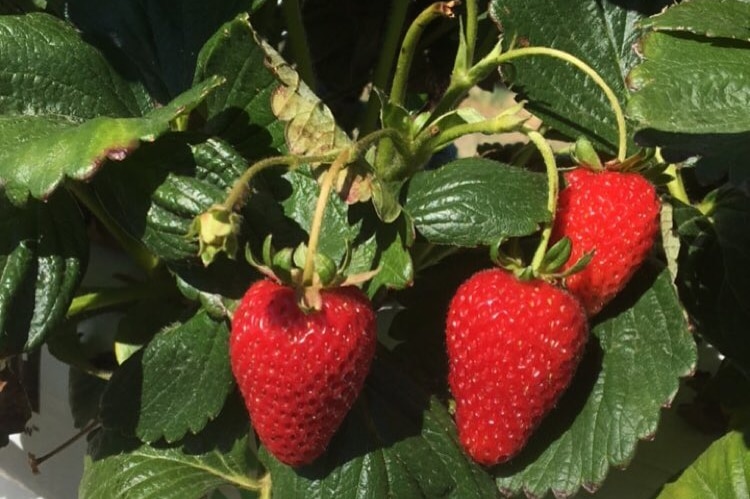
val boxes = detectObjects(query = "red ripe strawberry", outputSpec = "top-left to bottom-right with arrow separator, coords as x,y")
552,168 -> 660,315
230,279 -> 376,467
446,268 -> 588,466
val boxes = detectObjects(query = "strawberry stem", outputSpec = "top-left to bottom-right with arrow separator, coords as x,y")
390,1 -> 459,107
222,152 -> 341,212
527,130 -> 560,273
494,47 -> 627,162
301,149 -> 351,286
358,0 -> 411,135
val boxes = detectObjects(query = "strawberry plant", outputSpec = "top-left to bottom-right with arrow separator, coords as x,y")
0,0 -> 748,498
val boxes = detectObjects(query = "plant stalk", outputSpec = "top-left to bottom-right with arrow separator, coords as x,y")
358,0 -> 412,135
67,182 -> 159,275
301,149 -> 351,285
390,1 -> 459,106
494,47 -> 627,161
66,280 -> 169,318
527,130 -> 560,272
28,420 -> 100,474
222,152 -> 340,211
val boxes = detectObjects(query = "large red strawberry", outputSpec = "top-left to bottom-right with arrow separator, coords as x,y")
446,268 -> 588,465
230,279 -> 376,467
552,168 -> 660,315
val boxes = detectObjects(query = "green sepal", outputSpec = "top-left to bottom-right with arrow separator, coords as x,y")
188,205 -> 241,266
539,237 -> 573,274
292,244 -> 338,286
572,137 -> 603,170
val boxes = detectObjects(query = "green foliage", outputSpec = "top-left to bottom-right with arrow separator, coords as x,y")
261,357 -> 497,499
100,309 -> 233,443
404,158 -> 549,246
658,430 -> 750,499
489,0 -> 670,154
0,192 -> 87,354
80,394 -> 262,499
0,0 -> 743,497
494,264 -> 696,497
627,0 -> 750,184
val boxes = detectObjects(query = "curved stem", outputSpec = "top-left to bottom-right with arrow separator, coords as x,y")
67,182 -> 159,275
359,0 -> 412,135
222,152 -> 340,211
495,47 -> 627,161
430,44 -> 628,161
282,0 -> 315,91
526,130 -> 559,272
301,149 -> 351,285
390,1 -> 459,106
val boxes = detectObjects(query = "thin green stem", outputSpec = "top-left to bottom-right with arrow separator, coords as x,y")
390,1 -> 459,106
222,152 -> 339,211
495,47 -> 627,161
282,0 -> 316,91
359,0 -> 411,135
465,0 -> 478,64
301,149 -> 350,285
419,111 -> 526,153
427,41 -> 504,123
527,130 -> 559,272
354,127 -> 411,158
67,182 -> 159,275
66,281 -> 168,318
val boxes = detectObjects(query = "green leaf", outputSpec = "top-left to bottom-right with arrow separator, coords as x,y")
0,13 -> 146,118
0,191 -> 88,355
489,0 -> 669,154
673,190 -> 750,370
627,2 -> 750,184
194,13 -> 286,158
68,368 -> 108,429
81,394 -> 264,499
403,158 -> 549,246
259,25 -> 353,156
278,168 -> 358,263
365,216 -> 415,294
641,0 -> 750,42
64,0 -> 264,101
93,134 -> 245,264
0,77 -> 224,205
658,430 -> 750,499
261,357 -> 497,499
628,32 -> 750,135
100,309 -> 234,443
494,264 -> 696,497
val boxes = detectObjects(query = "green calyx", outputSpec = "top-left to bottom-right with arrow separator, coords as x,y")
188,204 -> 242,266
246,235 -> 378,312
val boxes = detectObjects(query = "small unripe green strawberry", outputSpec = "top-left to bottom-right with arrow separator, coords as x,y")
446,269 -> 588,465
230,279 -> 376,466
552,168 -> 660,315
